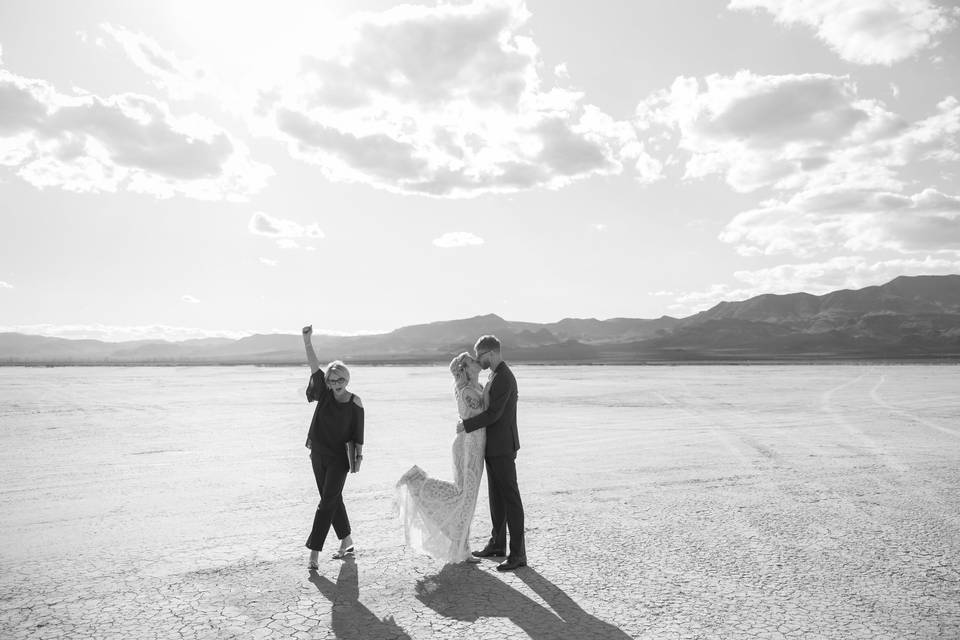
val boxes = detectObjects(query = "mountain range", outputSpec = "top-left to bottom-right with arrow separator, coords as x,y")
3,274 -> 959,364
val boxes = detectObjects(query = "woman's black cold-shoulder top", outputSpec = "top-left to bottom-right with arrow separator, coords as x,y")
305,369 -> 364,464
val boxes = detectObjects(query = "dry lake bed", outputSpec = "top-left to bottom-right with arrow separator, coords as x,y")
1,363 -> 958,639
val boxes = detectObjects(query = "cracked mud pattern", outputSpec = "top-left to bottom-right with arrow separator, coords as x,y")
1,364 -> 958,639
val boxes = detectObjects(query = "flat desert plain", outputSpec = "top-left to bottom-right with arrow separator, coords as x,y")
1,363 -> 958,639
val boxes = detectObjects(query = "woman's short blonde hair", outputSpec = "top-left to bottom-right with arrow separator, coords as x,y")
325,360 -> 350,384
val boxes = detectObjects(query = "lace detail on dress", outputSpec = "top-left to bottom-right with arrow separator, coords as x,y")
395,383 -> 487,563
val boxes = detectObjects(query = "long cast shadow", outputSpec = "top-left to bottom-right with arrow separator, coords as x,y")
415,563 -> 632,640
308,559 -> 411,640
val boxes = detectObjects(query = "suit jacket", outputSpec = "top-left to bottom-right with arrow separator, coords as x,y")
463,361 -> 519,457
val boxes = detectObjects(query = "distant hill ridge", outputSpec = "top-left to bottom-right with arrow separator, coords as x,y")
2,274 -> 959,363
689,275 -> 960,324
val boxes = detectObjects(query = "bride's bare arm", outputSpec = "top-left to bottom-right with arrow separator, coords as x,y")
302,325 -> 323,374
459,386 -> 485,419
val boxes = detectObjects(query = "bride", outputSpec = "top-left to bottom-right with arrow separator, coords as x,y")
395,352 -> 487,563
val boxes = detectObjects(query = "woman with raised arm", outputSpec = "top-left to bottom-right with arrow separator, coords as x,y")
302,324 -> 364,570
395,352 -> 487,563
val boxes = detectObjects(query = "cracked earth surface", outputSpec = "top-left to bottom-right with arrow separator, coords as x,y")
1,364 -> 958,639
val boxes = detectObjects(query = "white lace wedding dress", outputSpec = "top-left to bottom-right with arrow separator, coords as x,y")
395,382 -> 487,563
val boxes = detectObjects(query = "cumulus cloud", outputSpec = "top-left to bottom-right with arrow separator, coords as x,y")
0,280 -> 12,289
636,71 -> 960,193
635,70 -> 960,311
182,295 -> 200,303
433,231 -> 485,248
259,257 -> 278,267
249,211 -> 323,249
734,255 -> 960,291
721,186 -> 960,256
100,23 -> 218,101
668,255 -> 960,314
254,0 -> 656,197
728,0 -> 958,65
249,211 -> 324,238
0,68 -> 272,200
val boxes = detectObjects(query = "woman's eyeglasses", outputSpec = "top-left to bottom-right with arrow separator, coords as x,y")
327,377 -> 347,385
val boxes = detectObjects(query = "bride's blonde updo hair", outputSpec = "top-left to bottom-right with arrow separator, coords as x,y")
449,351 -> 472,387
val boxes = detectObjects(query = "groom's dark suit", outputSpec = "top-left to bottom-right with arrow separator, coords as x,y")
463,361 -> 525,560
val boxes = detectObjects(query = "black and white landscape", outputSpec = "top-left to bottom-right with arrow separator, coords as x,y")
3,2 -> 960,639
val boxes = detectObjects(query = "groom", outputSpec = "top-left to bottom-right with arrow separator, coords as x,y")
461,335 -> 526,571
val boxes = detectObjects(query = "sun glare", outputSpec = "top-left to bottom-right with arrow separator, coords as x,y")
168,0 -> 342,84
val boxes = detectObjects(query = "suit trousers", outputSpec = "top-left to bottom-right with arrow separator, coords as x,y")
306,452 -> 351,551
484,454 -> 525,559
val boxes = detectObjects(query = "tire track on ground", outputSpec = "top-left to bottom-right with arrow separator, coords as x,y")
870,375 -> 959,438
822,373 -> 960,534
820,374 -> 909,473
666,386 -> 754,467
660,383 -> 783,551
866,374 -> 960,531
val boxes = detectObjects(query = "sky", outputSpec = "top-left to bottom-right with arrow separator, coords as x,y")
1,0 -> 959,341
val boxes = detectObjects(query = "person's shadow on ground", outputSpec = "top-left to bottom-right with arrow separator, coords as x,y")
415,563 -> 632,640
308,559 -> 411,640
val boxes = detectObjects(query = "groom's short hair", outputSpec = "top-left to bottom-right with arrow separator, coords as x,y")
475,335 -> 501,353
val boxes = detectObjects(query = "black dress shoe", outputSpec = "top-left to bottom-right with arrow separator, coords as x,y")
472,546 -> 506,558
496,557 -> 527,571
